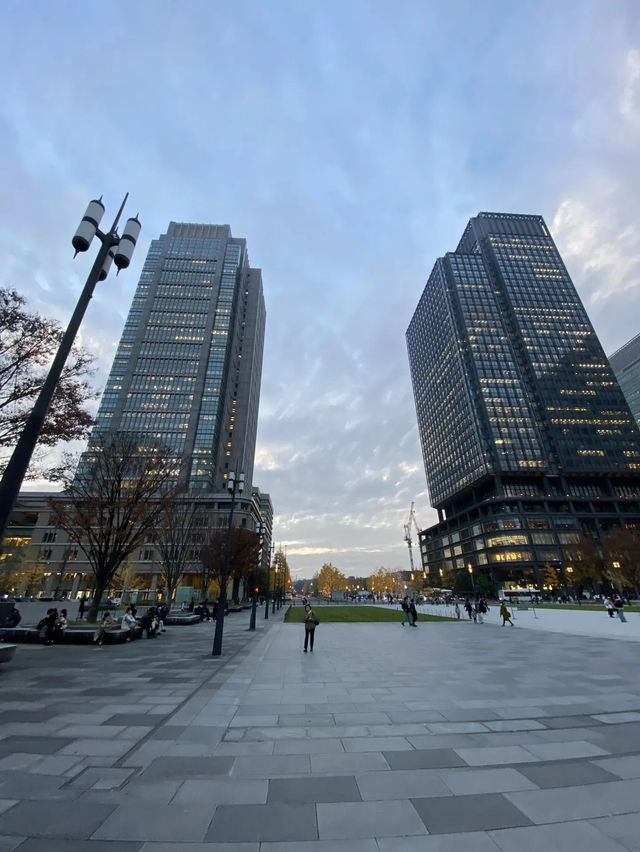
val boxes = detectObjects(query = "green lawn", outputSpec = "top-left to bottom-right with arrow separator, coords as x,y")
284,605 -> 457,623
533,603 -> 640,613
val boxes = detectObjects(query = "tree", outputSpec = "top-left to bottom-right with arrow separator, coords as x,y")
601,526 -> 640,596
0,536 -> 28,595
23,555 -> 46,597
153,498 -> 199,608
50,432 -> 182,622
367,567 -> 393,595
563,534 -> 603,597
316,562 -> 346,598
541,563 -> 559,593
0,288 -> 97,476
200,526 -> 261,603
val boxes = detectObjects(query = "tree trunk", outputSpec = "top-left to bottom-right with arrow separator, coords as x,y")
232,575 -> 241,603
87,579 -> 108,623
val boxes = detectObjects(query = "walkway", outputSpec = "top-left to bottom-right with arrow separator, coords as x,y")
0,607 -> 639,850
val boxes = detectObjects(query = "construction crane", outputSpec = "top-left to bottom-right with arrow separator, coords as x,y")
403,501 -> 422,574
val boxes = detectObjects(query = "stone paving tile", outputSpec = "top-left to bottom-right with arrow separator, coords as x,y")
356,768 -> 451,800
139,756 -> 234,778
214,742 -> 275,756
455,745 -> 540,766
317,800 -> 427,840
260,841 -> 377,852
205,803 -> 317,842
485,720 -> 546,732
59,740 -> 133,758
427,722 -> 490,734
505,779 -> 640,823
231,754 -> 310,778
412,792 -> 533,834
0,773 -> 71,800
0,737 -> 73,756
406,733 -> 482,750
523,741 -> 609,761
518,760 -> 620,788
592,712 -> 640,724
376,833 -> 506,851
383,748 -> 466,769
439,767 -> 539,795
589,813 -> 640,849
173,778 -> 267,805
593,754 -> 640,779
141,844 -> 258,852
273,738 -> 344,755
268,775 -> 361,803
342,736 -> 413,752
0,800 -> 116,838
0,836 -> 24,852
310,752 -> 389,775
92,803 -> 215,842
14,842 -> 143,852
489,820 -> 631,851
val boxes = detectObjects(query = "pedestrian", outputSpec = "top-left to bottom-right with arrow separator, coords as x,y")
7,605 -> 21,627
409,598 -> 418,627
499,601 -> 514,626
78,595 -> 86,620
121,606 -> 138,640
614,597 -> 627,623
93,611 -> 114,646
303,603 -> 318,652
464,598 -> 473,620
475,602 -> 483,624
455,602 -> 461,620
603,597 -> 615,618
400,596 -> 412,627
54,608 -> 68,643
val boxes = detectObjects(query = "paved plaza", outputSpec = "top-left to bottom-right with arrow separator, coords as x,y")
1,607 -> 640,850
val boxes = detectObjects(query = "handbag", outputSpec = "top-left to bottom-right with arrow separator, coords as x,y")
314,618 -> 319,626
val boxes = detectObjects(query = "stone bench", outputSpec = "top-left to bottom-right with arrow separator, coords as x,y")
0,643 -> 17,663
164,613 -> 200,625
0,625 -> 142,645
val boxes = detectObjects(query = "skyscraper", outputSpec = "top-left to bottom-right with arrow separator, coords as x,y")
609,333 -> 640,429
407,212 -> 640,588
91,222 -> 265,494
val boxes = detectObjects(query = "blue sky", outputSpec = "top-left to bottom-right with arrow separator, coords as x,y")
1,0 -> 639,578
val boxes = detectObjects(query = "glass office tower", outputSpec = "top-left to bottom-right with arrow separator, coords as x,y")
609,333 -> 640,429
89,222 -> 266,494
407,212 -> 640,589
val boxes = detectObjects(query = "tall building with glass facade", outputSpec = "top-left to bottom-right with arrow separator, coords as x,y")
90,222 -> 265,494
407,212 -> 640,590
609,333 -> 640,429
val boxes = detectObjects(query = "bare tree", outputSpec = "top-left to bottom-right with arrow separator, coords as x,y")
50,432 -> 182,622
0,287 -> 96,476
562,534 -> 603,597
153,498 -> 199,609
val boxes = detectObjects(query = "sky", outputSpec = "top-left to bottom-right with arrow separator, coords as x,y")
1,0 -> 640,580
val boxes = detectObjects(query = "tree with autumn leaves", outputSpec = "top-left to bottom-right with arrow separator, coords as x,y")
315,562 -> 346,598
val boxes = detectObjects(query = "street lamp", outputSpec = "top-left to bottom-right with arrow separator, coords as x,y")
0,196 -> 141,543
250,524 -> 265,631
467,564 -> 475,597
212,470 -> 244,656
264,541 -> 274,619
272,562 -> 279,614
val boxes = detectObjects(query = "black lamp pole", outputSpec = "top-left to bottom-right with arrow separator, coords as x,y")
0,196 -> 140,544
212,471 -> 244,656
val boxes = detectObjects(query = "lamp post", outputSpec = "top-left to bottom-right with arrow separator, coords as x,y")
0,196 -> 141,543
212,470 -> 244,657
272,563 -> 278,614
467,564 -> 475,597
264,541 -> 274,619
250,524 -> 265,631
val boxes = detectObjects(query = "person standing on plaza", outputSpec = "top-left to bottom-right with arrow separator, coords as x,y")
499,601 -> 514,626
614,596 -> 627,622
78,595 -> 86,620
409,598 -> 418,627
464,598 -> 473,620
455,602 -> 461,620
603,596 -> 615,618
303,603 -> 318,652
400,596 -> 412,626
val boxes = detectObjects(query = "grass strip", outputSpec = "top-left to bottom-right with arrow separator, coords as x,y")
284,605 -> 457,623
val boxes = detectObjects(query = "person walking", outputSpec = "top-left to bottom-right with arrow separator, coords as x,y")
499,601 -> 514,626
78,595 -> 86,620
475,602 -> 483,624
409,598 -> 418,627
603,597 -> 615,618
454,602 -> 461,620
303,603 -> 318,652
614,596 -> 627,623
464,598 -> 473,620
400,596 -> 412,627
